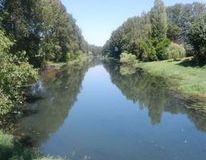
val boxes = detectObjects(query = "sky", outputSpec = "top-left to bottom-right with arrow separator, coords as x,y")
61,0 -> 206,46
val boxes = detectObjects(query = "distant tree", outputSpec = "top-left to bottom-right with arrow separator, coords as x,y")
88,45 -> 102,56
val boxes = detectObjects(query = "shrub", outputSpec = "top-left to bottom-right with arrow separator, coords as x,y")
120,52 -> 138,66
0,91 -> 13,115
165,43 -> 186,60
0,30 -> 38,115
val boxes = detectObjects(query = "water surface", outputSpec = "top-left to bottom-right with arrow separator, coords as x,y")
15,61 -> 206,160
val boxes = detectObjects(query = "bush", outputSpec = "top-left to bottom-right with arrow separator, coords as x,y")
0,30 -> 38,115
0,91 -> 13,115
165,43 -> 186,60
120,52 -> 138,66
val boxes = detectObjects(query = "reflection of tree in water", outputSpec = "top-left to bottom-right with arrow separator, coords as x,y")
14,63 -> 89,146
103,60 -> 206,131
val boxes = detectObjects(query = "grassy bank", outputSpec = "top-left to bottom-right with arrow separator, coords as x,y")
136,59 -> 206,100
0,131 -> 63,160
45,54 -> 91,69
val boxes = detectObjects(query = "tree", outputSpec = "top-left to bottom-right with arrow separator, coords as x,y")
150,0 -> 168,43
0,29 -> 38,115
167,22 -> 181,42
167,2 -> 206,44
0,0 -> 88,67
188,14 -> 206,64
103,1 -> 206,62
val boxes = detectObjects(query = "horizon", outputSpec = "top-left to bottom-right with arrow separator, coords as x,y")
62,0 -> 205,46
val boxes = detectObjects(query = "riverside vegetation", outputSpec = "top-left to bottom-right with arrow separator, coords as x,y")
103,0 -> 206,100
1,0 -> 206,160
0,0 -> 98,159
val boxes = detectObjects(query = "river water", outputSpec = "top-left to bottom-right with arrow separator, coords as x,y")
14,60 -> 206,160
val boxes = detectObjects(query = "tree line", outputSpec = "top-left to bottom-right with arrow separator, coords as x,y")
0,0 -> 91,67
0,0 -> 91,115
103,0 -> 206,64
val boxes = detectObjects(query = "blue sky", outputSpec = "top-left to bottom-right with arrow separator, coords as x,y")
61,0 -> 206,46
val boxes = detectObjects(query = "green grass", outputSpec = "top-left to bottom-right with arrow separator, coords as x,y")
136,59 -> 206,99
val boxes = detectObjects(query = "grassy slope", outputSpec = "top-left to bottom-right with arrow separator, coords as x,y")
136,60 -> 206,99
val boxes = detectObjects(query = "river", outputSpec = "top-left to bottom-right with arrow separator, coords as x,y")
13,60 -> 206,160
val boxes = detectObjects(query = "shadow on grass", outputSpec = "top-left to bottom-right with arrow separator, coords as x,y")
177,57 -> 206,68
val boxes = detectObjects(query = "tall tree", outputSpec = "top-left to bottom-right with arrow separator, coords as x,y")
188,14 -> 206,64
150,0 -> 168,43
0,0 -> 88,67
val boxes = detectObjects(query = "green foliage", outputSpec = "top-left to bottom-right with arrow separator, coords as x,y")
120,52 -> 138,65
150,0 -> 168,42
155,38 -> 171,60
167,23 -> 181,42
103,0 -> 170,62
139,39 -> 157,61
0,29 -> 38,115
0,0 -> 90,115
102,14 -> 152,59
0,30 -> 13,53
103,1 -> 206,64
167,2 -> 206,44
1,0 -> 88,67
165,43 -> 186,60
120,52 -> 139,75
0,90 -> 12,115
188,14 -> 206,64
149,0 -> 170,60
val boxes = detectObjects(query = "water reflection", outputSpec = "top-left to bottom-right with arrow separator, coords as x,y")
13,60 -> 206,160
14,63 -> 89,145
103,60 -> 206,131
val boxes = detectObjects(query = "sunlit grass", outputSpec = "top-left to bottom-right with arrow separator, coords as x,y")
137,59 -> 206,99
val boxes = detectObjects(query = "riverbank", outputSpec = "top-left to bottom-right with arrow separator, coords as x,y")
136,59 -> 206,100
45,54 -> 92,70
0,131 -> 63,160
0,56 -> 92,160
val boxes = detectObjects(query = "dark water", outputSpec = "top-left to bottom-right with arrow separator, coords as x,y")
15,61 -> 206,160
